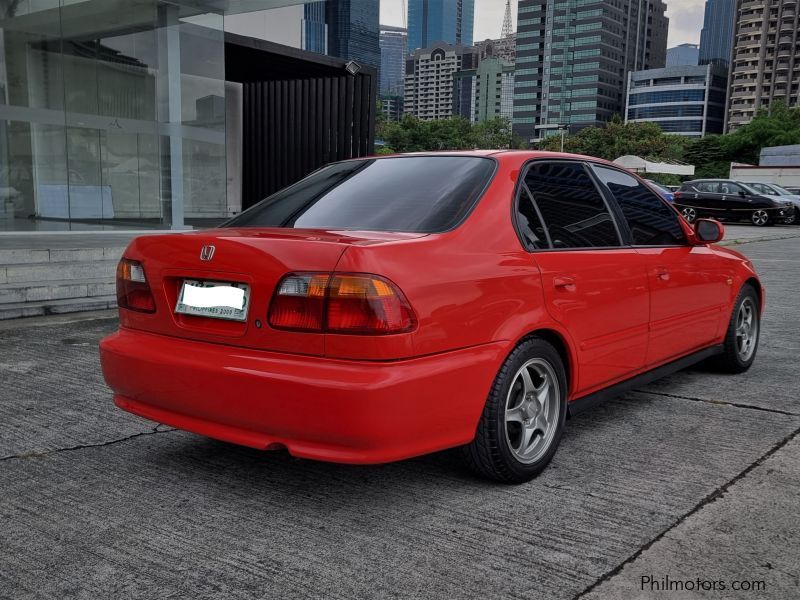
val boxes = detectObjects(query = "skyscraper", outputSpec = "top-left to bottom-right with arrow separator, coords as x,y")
380,25 -> 408,95
698,0 -> 736,67
512,0 -> 668,143
299,2 -> 379,71
407,0 -> 475,52
727,0 -> 800,131
666,43 -> 699,67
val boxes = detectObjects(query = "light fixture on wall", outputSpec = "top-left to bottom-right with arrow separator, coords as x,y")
345,61 -> 362,76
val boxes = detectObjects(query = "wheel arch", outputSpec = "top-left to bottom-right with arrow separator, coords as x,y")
744,276 -> 763,310
514,327 -> 576,402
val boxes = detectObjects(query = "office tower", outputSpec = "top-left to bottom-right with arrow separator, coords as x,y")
380,25 -> 408,95
407,0 -> 475,52
404,43 -> 479,120
324,0 -> 381,71
512,0 -> 668,143
727,0 -> 800,131
303,2 -> 328,54
698,0 -> 737,67
626,64 -> 728,136
455,58 -> 516,123
667,43 -> 700,67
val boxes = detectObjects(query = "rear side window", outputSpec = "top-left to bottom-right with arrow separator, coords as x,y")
524,161 -> 621,249
223,156 -> 496,233
592,166 -> 686,246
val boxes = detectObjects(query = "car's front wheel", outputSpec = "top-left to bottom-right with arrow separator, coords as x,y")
681,206 -> 697,223
709,284 -> 760,373
751,210 -> 769,226
462,338 -> 567,483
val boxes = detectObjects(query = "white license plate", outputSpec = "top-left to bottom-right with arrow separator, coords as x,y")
175,280 -> 250,322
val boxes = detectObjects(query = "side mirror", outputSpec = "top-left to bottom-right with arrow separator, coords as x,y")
739,190 -> 747,197
695,218 -> 724,244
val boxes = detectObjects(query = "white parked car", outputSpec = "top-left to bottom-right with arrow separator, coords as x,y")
745,182 -> 800,224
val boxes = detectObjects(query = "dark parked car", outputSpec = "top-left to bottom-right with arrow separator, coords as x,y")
744,182 -> 800,223
674,179 -> 794,226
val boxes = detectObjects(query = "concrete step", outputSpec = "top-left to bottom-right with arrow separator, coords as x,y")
0,246 -> 125,265
0,277 -> 116,305
1,260 -> 119,285
0,296 -> 117,320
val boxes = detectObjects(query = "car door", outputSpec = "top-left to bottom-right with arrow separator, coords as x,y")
719,182 -> 750,220
591,165 -> 733,367
517,160 -> 650,396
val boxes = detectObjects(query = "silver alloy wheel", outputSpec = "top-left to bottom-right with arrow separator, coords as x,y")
504,358 -> 560,464
735,297 -> 758,362
751,210 -> 769,226
682,207 -> 697,222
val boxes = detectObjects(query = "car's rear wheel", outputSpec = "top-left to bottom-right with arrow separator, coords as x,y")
709,284 -> 760,373
751,210 -> 769,227
681,207 -> 697,223
461,338 -> 567,483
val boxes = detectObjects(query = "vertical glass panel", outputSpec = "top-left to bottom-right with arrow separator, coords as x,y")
0,0 -> 68,230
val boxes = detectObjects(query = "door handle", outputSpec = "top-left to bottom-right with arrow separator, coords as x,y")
553,276 -> 577,291
655,267 -> 670,281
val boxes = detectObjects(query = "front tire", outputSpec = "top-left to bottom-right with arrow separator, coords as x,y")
461,338 -> 567,483
709,284 -> 760,373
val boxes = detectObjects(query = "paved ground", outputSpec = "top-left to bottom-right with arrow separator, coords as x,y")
1,226 -> 799,599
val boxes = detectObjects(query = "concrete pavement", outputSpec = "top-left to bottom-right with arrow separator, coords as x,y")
1,231 -> 798,599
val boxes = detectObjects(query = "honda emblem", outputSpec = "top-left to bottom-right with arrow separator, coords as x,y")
200,245 -> 215,261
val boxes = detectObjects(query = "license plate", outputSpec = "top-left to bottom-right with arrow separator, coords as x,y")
175,280 -> 250,322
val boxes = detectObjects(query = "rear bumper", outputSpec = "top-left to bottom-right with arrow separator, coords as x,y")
99,328 -> 505,464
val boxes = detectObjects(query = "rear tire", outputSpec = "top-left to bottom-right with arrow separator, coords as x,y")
751,210 -> 769,227
461,338 -> 567,484
709,284 -> 760,373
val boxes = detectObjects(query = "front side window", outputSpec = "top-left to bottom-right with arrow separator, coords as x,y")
224,156 -> 496,233
592,166 -> 687,246
523,161 -> 621,249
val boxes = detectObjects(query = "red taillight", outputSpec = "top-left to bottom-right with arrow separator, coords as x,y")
674,191 -> 682,199
268,273 -> 416,335
116,259 -> 156,313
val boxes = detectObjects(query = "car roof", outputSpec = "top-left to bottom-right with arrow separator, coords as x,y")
372,149 -> 620,167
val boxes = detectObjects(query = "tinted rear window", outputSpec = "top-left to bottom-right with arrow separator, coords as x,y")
224,156 -> 496,233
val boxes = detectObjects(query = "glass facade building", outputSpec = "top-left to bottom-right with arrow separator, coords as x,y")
625,64 -> 728,137
380,25 -> 407,95
666,43 -> 699,67
303,2 -> 328,55
325,0 -> 380,72
0,0 -> 238,232
512,0 -> 669,143
699,0 -> 736,68
407,0 -> 474,52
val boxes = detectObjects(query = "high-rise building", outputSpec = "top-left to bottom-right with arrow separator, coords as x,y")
324,0 -> 380,72
727,0 -> 800,131
455,58 -> 516,123
303,2 -> 328,54
381,25 -> 408,95
407,0 -> 475,52
625,64 -> 728,137
667,43 -> 700,67
513,0 -> 669,143
404,43 -> 478,120
698,0 -> 737,68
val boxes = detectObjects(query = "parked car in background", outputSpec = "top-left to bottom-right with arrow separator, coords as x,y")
100,152 -> 763,483
744,182 -> 800,223
675,179 -> 794,226
645,179 -> 675,202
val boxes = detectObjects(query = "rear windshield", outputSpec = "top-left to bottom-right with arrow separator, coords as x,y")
223,156 -> 496,233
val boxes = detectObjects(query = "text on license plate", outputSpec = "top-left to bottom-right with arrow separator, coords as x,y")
175,280 -> 250,321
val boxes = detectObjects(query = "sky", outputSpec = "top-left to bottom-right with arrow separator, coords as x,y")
378,0 -> 703,47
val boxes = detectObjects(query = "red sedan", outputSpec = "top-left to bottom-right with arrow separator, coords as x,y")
100,151 -> 762,483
